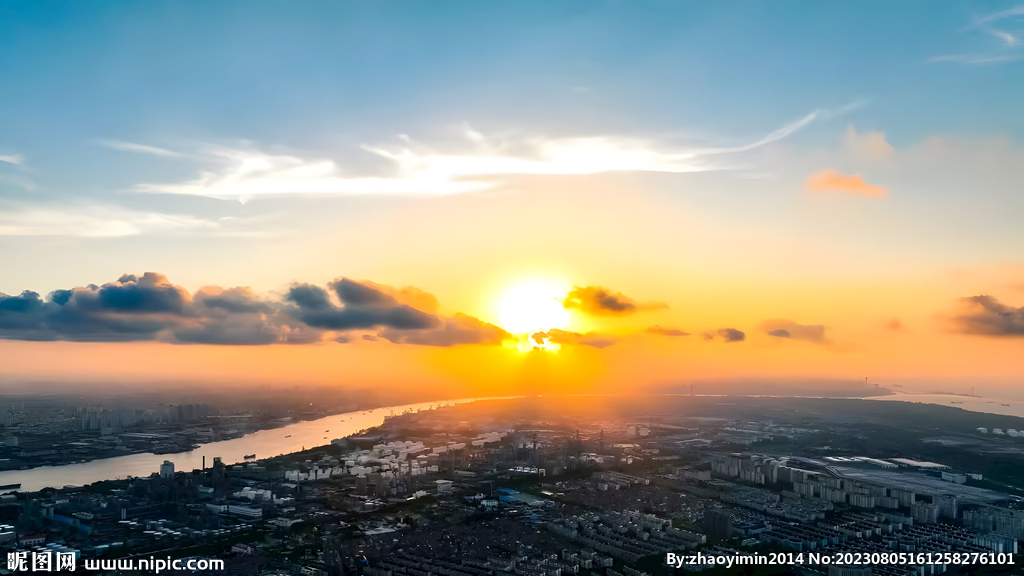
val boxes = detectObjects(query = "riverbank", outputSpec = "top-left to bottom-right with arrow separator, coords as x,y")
862,392 -> 1024,419
0,396 -> 513,493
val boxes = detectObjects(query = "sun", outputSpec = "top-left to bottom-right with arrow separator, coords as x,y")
497,280 -> 571,335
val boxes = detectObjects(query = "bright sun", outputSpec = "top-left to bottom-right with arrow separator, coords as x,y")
497,280 -> 571,335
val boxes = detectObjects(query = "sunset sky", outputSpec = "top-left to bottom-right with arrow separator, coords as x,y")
2,2 -> 1024,397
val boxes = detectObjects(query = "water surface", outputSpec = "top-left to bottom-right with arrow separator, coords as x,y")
0,396 -> 510,492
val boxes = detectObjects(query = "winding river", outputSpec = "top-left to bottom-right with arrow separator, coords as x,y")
0,396 -> 510,492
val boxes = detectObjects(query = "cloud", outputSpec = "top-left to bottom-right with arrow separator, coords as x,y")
953,295 -> 1024,336
646,325 -> 689,337
194,286 -> 273,314
349,281 -> 440,314
379,313 -> 509,347
562,286 -> 666,316
761,319 -> 828,343
0,273 -> 507,346
972,6 -> 1024,26
0,154 -> 25,165
0,205 -> 255,237
843,125 -> 894,160
135,146 -> 486,199
532,329 -> 617,349
132,114 -> 820,200
806,168 -> 888,198
698,111 -> 819,154
991,30 -> 1023,47
285,277 -> 509,345
99,140 -> 182,157
710,328 -> 745,342
1,273 -> 203,342
285,280 -> 439,331
930,7 -> 1024,66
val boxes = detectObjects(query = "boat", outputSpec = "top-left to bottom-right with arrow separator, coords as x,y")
244,453 -> 256,459
0,483 -> 20,490
325,429 -> 329,432
1003,404 -> 1011,406
285,435 -> 292,438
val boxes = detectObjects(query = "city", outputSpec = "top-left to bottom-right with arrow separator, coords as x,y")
1,395 -> 1022,575
4,1 -> 1024,574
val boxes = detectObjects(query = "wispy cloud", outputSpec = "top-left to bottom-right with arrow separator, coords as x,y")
0,205 -> 259,237
0,154 -> 25,165
991,29 -> 1023,47
99,140 -> 182,157
134,114 -> 821,200
934,6 -> 1024,65
698,111 -> 818,154
972,5 -> 1024,26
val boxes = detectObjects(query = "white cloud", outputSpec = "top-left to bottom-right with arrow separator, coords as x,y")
697,111 -> 819,154
992,29 -> 1023,47
134,114 -> 820,200
935,7 -> 1024,65
0,206 -> 246,237
0,154 -> 25,165
99,140 -> 182,157
972,5 -> 1024,26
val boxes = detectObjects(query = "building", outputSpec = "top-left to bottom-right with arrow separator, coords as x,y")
227,504 -> 263,519
963,505 -> 1024,540
702,509 -> 733,540
911,502 -> 939,525
159,460 -> 175,479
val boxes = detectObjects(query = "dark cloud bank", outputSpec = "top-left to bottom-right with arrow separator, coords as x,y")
954,295 -> 1024,336
704,328 -> 745,342
0,272 -> 508,346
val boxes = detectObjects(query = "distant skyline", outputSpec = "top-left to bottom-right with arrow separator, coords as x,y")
3,2 -> 1024,396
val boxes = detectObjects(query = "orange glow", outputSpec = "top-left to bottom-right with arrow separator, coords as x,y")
496,279 -> 571,335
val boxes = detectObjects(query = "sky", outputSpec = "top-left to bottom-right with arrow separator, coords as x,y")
2,1 -> 1024,398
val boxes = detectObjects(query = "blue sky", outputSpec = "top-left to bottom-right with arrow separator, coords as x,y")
3,2 -> 1021,162
5,2 -> 1024,391
2,1 -> 1024,292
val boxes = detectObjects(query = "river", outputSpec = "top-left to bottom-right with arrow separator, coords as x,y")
6,392 -> 1021,493
0,396 -> 512,493
862,392 -> 1024,420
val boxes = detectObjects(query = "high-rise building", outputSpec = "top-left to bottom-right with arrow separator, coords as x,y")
159,460 -> 175,479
